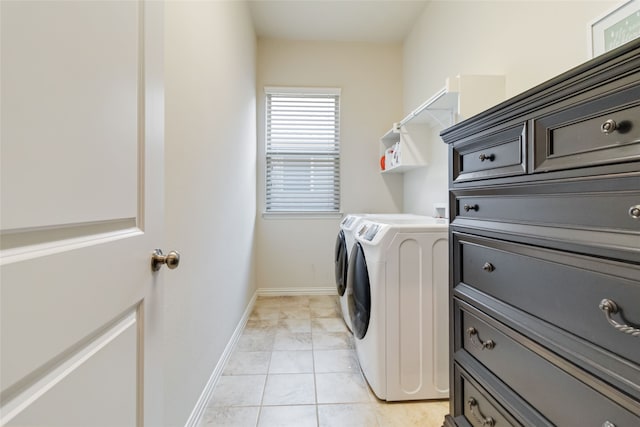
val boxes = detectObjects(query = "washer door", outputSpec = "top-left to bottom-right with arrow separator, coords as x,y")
347,242 -> 371,340
334,230 -> 348,296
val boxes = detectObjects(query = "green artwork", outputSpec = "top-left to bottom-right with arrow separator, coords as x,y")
605,9 -> 640,51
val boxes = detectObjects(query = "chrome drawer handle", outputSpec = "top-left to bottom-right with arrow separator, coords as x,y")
601,119 -> 618,134
482,262 -> 495,272
630,205 -> 640,219
463,204 -> 479,212
467,327 -> 496,350
479,153 -> 495,162
467,397 -> 496,427
599,299 -> 640,338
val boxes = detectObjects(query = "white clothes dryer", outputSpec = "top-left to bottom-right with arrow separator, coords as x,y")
335,214 -> 431,333
347,217 -> 449,401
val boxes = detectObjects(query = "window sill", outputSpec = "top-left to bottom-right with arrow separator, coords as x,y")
262,212 -> 343,220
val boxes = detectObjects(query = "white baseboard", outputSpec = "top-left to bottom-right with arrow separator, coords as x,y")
184,290 -> 258,427
257,286 -> 336,296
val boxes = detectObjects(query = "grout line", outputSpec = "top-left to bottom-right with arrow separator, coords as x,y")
310,305 -> 320,427
255,297 -> 275,425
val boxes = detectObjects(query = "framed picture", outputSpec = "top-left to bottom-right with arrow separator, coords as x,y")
590,0 -> 640,57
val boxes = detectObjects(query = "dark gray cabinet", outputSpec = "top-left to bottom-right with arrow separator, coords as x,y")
441,40 -> 640,427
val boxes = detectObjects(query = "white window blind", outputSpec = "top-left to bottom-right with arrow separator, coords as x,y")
265,88 -> 341,213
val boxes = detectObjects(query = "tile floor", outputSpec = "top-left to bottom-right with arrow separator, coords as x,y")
198,295 -> 449,427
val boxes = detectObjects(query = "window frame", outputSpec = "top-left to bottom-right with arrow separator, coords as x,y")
263,87 -> 342,217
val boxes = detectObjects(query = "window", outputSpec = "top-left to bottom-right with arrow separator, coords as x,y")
265,87 -> 341,214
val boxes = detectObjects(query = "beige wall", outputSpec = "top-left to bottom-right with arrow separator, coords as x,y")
255,39 -> 404,291
164,1 -> 257,425
160,3 -> 623,422
402,0 -> 617,215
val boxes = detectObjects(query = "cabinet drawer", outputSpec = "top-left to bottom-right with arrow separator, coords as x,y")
452,124 -> 526,183
456,234 -> 640,366
455,190 -> 640,234
457,303 -> 640,427
533,84 -> 640,173
456,366 -> 519,427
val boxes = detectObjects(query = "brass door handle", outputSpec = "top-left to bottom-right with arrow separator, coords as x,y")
151,249 -> 181,271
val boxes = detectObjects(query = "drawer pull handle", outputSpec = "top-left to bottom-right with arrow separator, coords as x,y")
599,299 -> 640,338
467,327 -> 496,350
482,262 -> 495,272
630,205 -> 640,219
602,422 -> 616,427
463,204 -> 479,212
467,397 -> 496,427
479,153 -> 495,162
601,119 -> 618,134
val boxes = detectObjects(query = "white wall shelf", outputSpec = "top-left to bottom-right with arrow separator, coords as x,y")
379,74 -> 505,174
380,123 -> 429,174
398,86 -> 458,129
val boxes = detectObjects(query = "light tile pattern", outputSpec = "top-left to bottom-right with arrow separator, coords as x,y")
198,295 -> 449,427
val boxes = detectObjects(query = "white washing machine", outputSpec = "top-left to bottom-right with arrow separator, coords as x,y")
335,214 -> 431,333
347,217 -> 449,401
335,214 -> 369,332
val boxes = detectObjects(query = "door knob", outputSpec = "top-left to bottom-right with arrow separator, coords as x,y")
151,249 -> 181,271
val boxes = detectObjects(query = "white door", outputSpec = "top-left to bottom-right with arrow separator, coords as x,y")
1,1 -> 166,426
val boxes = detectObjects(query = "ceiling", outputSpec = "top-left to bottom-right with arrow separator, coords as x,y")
248,0 -> 429,43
